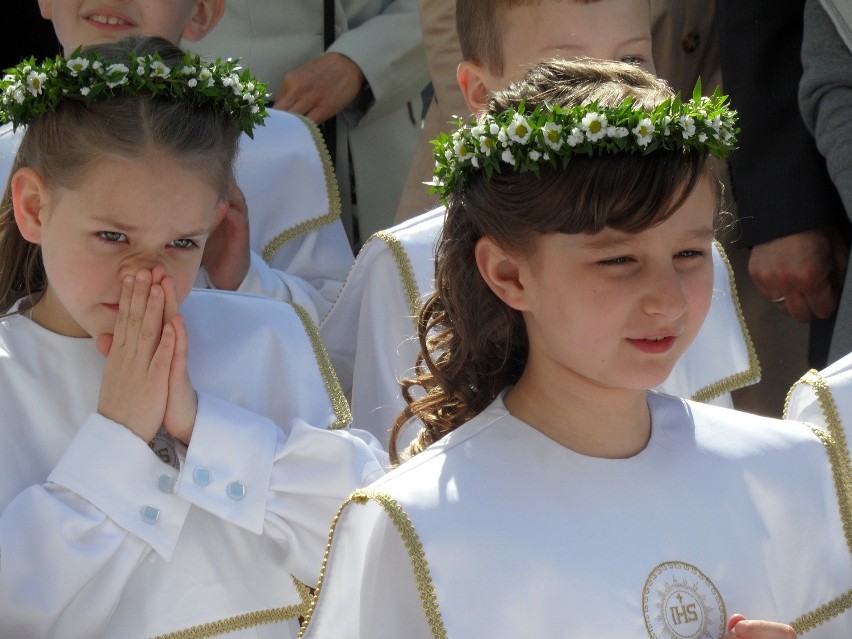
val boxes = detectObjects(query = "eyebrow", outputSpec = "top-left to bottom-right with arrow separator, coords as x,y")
580,226 -> 716,251
90,217 -> 210,238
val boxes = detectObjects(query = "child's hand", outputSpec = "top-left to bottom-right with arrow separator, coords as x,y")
725,614 -> 796,638
201,184 -> 250,291
97,270 -> 174,443
160,276 -> 197,445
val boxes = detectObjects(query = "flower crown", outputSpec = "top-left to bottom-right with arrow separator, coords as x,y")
431,83 -> 738,202
0,47 -> 269,137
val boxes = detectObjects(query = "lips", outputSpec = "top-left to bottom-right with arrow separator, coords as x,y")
626,335 -> 676,354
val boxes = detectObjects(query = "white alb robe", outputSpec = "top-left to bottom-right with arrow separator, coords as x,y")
301,392 -> 851,639
0,289 -> 386,639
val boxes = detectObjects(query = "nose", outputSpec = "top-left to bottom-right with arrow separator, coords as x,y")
642,264 -> 687,320
119,261 -> 168,285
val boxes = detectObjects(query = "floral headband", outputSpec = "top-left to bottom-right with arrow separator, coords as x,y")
431,83 -> 738,202
0,47 -> 269,137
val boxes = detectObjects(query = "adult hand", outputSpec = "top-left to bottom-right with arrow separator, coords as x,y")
724,614 -> 796,638
97,270 -> 173,443
273,52 -> 365,124
748,227 -> 848,322
201,184 -> 250,291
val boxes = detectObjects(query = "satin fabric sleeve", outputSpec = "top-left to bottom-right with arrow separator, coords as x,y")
0,414 -> 191,638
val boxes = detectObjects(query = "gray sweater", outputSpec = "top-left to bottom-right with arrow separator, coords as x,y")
800,0 -> 852,360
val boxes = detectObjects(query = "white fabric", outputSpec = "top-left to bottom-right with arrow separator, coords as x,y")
303,392 -> 852,639
0,110 -> 353,325
786,349 -> 852,427
322,207 -> 758,446
0,289 -> 387,639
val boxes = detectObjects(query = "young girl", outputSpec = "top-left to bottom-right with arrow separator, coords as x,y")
300,60 -> 851,638
0,37 -> 384,638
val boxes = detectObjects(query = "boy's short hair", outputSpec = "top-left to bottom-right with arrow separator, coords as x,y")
456,0 -> 601,75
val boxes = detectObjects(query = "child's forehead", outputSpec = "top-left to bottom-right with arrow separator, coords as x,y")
498,0 -> 653,75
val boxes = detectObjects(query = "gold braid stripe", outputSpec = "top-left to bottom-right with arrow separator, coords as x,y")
290,302 -> 352,429
151,577 -> 309,639
300,489 -> 448,639
373,230 -> 423,322
789,589 -> 852,635
783,369 -> 852,554
261,116 -> 343,264
690,241 -> 761,403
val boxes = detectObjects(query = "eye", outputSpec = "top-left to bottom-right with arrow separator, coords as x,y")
169,239 -> 198,250
675,249 -> 705,259
97,231 -> 126,243
599,256 -> 633,266
620,55 -> 643,66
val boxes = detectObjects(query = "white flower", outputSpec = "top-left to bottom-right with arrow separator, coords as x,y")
66,57 -> 89,76
250,104 -> 260,114
471,156 -> 480,168
507,113 -> 532,144
698,132 -> 707,142
105,63 -> 129,88
660,115 -> 672,136
181,65 -> 196,75
478,135 -> 495,156
543,121 -> 563,150
470,124 -> 486,139
91,61 -> 102,70
136,66 -> 146,76
80,86 -> 91,96
708,115 -> 722,132
529,150 -> 542,161
580,112 -> 608,141
497,127 -> 509,145
188,78 -> 198,88
199,68 -> 212,81
501,148 -> 516,165
679,115 -> 696,139
453,137 -> 472,162
632,117 -> 655,147
25,71 -> 47,96
488,122 -> 500,135
607,126 -> 629,139
150,60 -> 170,78
566,127 -> 584,147
13,88 -> 25,104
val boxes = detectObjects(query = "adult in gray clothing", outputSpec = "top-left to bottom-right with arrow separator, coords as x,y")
800,0 -> 852,362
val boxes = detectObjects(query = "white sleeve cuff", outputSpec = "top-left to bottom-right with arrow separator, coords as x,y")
48,413 -> 191,560
176,392 -> 278,534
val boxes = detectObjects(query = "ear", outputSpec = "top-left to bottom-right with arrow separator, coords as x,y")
457,60 -> 494,114
11,167 -> 50,244
180,0 -> 225,42
37,0 -> 52,19
474,236 -> 530,311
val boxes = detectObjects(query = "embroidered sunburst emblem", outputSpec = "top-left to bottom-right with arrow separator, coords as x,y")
642,562 -> 726,639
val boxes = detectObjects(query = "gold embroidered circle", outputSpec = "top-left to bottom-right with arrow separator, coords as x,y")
642,561 -> 726,639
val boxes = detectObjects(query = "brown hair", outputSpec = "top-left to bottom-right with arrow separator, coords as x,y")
390,59 -> 710,463
0,36 -> 240,314
457,0 -> 603,75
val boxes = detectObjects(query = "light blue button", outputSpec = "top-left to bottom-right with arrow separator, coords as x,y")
192,467 -> 212,486
140,505 -> 161,524
158,475 -> 176,494
226,481 -> 246,501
